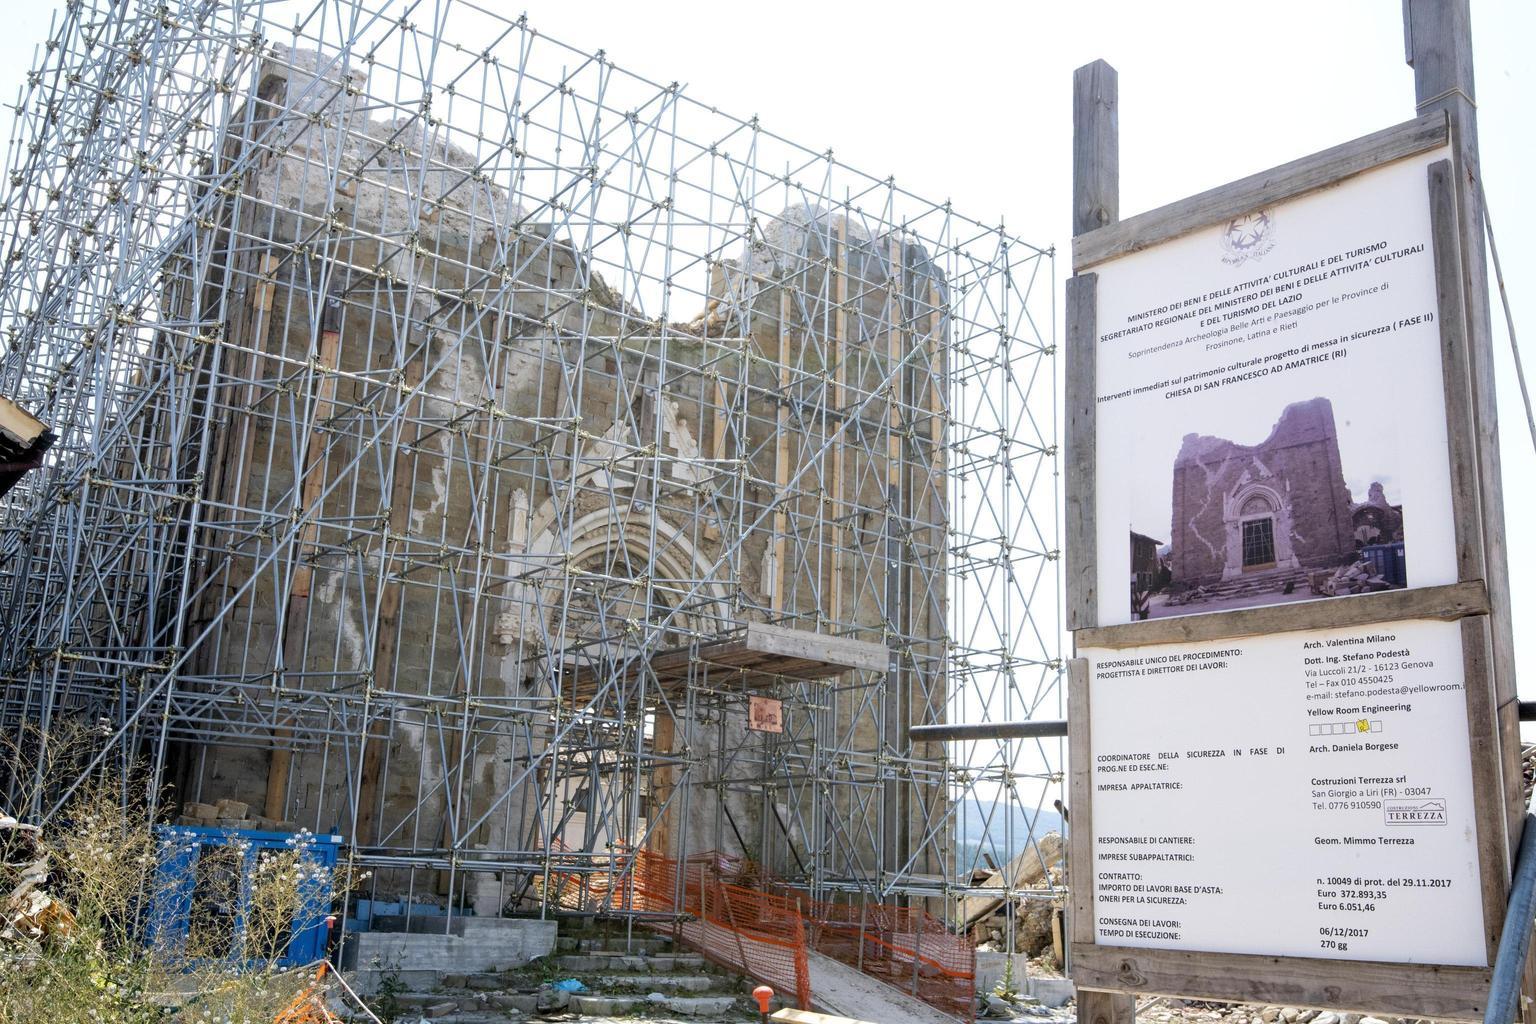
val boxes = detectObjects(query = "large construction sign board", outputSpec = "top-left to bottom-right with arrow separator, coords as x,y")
1064,11 -> 1520,1018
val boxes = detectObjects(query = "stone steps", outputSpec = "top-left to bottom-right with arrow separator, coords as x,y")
588,972 -> 718,993
1192,567 -> 1311,600
366,918 -> 762,1021
382,927 -> 751,1021
556,933 -> 674,954
556,950 -> 710,972
569,993 -> 739,1017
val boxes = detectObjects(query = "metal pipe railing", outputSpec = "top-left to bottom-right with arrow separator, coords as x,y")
909,720 -> 1070,742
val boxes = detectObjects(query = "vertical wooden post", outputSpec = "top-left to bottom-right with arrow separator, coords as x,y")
649,710 -> 677,857
1405,0 -> 1521,847
266,292 -> 345,821
1072,61 -> 1119,237
355,321 -> 427,846
884,235 -> 907,875
830,222 -> 848,626
1069,57 -> 1135,1024
771,288 -> 791,614
1406,2 -> 1528,1013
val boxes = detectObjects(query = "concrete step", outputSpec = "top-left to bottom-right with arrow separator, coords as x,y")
575,935 -> 673,954
590,973 -> 718,993
570,993 -> 739,1017
391,990 -> 545,1015
556,951 -> 708,972
569,994 -> 641,1015
1194,567 -> 1311,600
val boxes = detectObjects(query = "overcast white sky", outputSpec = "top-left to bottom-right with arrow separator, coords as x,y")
1,1 -> 1531,697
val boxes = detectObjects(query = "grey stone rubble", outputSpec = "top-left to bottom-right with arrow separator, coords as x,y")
1308,559 -> 1394,597
1137,999 -> 1420,1024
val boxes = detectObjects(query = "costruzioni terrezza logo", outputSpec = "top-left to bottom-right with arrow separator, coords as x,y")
1384,798 -> 1447,826
1220,209 -> 1276,266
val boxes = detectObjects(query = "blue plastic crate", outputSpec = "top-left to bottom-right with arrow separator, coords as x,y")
148,826 -> 343,968
1361,541 -> 1407,588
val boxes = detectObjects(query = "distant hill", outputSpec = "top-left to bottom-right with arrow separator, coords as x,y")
951,795 -> 1063,870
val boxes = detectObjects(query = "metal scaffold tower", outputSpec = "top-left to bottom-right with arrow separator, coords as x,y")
0,0 -> 1059,940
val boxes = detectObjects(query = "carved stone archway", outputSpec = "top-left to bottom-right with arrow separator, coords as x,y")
1221,479 -> 1300,579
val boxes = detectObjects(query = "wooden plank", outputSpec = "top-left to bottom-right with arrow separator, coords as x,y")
1070,943 -> 1489,1020
1064,274 -> 1098,631
1078,990 -> 1136,1024
744,622 -> 889,673
1407,29 -> 1525,999
1074,580 -> 1488,650
1073,60 -> 1119,236
962,831 -> 1063,926
1460,613 -> 1510,966
1072,112 -> 1447,270
1066,658 -> 1093,946
648,710 -> 677,858
1431,155 -> 1508,969
771,288 -> 791,613
830,223 -> 847,624
771,1008 -> 878,1024
1418,13 -> 1531,992
1067,59 -> 1115,635
354,334 -> 427,846
265,302 -> 344,821
1427,159 -> 1485,582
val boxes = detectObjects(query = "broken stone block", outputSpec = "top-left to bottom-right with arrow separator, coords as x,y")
214,798 -> 249,820
536,986 -> 570,1011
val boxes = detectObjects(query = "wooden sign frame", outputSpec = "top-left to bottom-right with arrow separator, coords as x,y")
1063,6 -> 1523,1021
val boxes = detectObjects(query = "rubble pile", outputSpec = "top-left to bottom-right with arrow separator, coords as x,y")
979,990 -> 1075,1020
1166,585 -> 1214,607
1309,561 -> 1392,597
1522,743 -> 1536,804
174,797 -> 296,833
0,812 -> 74,948
1140,998 -> 1432,1024
966,833 -> 1066,961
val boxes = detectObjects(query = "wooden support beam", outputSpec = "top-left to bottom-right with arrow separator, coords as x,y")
1072,60 -> 1119,238
829,222 -> 847,624
1073,113 -> 1446,270
1407,2 -> 1530,1010
1071,943 -> 1489,1021
1063,274 -> 1097,632
354,332 -> 427,846
1075,580 -> 1489,650
1069,58 -> 1132,1024
771,288 -> 790,614
266,293 -> 344,821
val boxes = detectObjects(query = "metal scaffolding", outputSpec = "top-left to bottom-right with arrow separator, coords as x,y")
0,0 -> 1059,935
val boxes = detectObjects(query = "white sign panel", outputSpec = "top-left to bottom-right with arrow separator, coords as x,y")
1092,150 -> 1457,627
1083,620 -> 1485,966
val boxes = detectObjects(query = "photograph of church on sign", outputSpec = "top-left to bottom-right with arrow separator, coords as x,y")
1130,397 -> 1407,619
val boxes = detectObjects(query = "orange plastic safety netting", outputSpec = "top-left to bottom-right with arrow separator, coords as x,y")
678,875 -> 813,1011
800,895 -> 975,1021
533,848 -> 974,1020
532,846 -> 813,1010
534,841 -> 679,914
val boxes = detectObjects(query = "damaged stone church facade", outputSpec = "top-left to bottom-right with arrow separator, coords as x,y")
1168,397 -> 1400,588
0,3 -> 1063,929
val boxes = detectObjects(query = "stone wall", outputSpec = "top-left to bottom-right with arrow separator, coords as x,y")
170,49 -> 949,905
